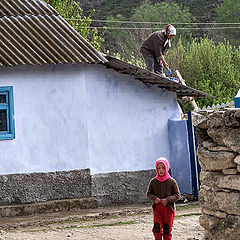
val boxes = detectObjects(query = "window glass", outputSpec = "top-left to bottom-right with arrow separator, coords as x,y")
0,87 -> 15,140
0,109 -> 7,131
0,94 -> 6,103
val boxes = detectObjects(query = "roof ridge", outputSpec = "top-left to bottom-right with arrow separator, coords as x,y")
0,0 -> 58,18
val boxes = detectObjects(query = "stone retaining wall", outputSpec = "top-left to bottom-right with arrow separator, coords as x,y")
0,168 -> 154,208
0,169 -> 92,205
194,109 -> 240,240
92,169 -> 155,206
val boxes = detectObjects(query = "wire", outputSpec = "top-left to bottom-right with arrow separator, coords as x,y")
64,18 -> 240,25
75,26 -> 240,30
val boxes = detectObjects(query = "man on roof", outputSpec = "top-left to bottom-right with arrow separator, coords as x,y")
140,24 -> 176,77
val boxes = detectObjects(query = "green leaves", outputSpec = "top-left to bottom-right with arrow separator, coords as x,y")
104,2 -> 194,61
168,37 -> 240,110
44,0 -> 104,50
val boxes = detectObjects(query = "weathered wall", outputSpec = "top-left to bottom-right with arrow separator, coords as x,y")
0,169 -> 92,205
92,169 -> 155,206
0,63 -> 180,176
0,168 -> 154,207
194,109 -> 240,240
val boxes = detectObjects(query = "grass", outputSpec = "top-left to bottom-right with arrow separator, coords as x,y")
22,202 -> 201,233
25,220 -> 137,232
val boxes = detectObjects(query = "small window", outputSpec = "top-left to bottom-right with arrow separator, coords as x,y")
0,87 -> 15,140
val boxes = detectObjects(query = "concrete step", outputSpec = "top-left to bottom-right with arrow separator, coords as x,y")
0,197 -> 98,217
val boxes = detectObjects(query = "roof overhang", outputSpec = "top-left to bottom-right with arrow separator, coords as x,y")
103,56 -> 213,98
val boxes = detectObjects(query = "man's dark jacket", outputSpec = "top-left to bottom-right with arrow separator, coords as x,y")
140,31 -> 170,60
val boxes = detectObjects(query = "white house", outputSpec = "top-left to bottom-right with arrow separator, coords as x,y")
0,0 -> 210,207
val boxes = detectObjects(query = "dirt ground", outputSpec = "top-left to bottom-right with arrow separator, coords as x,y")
0,202 -> 204,240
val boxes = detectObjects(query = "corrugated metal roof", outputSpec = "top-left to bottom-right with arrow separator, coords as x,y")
104,56 -> 213,98
0,0 -> 107,66
0,0 -> 211,98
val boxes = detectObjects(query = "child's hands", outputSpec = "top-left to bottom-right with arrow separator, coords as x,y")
161,198 -> 168,206
154,197 -> 162,204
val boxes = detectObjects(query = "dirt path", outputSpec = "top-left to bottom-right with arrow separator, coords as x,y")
0,203 -> 204,240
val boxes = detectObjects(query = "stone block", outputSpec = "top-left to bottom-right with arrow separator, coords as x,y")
92,169 -> 155,206
202,140 -> 232,152
222,168 -> 238,175
217,175 -> 240,191
0,169 -> 92,205
208,127 -> 240,153
199,188 -> 240,215
234,155 -> 240,164
197,146 -> 237,171
203,214 -> 240,240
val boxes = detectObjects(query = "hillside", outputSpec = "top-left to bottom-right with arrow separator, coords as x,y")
77,0 -> 223,23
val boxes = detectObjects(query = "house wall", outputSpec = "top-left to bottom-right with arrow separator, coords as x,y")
0,64 -> 180,176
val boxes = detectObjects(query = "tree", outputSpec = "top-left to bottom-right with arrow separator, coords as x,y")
215,0 -> 240,46
167,37 -> 240,110
44,0 -> 104,50
104,2 -> 195,62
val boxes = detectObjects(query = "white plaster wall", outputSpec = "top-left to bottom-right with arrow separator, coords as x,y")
85,65 -> 180,174
0,64 -> 180,175
0,65 -> 89,174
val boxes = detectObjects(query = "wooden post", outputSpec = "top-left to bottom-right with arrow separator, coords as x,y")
175,70 -> 199,111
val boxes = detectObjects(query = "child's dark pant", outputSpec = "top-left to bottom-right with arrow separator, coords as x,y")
152,204 -> 175,240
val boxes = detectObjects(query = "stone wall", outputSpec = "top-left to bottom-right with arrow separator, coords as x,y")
0,169 -> 92,205
0,168 -> 154,208
194,109 -> 240,240
92,169 -> 155,206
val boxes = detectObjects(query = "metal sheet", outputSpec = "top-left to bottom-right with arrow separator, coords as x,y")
104,56 -> 213,98
0,0 -> 107,66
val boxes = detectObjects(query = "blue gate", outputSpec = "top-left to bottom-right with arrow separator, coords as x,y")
187,111 -> 201,199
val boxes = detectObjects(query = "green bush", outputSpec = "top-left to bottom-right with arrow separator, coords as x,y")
168,37 -> 240,109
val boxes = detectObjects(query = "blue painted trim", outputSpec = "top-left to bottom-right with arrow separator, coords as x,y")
0,86 -> 15,140
187,111 -> 199,199
234,97 -> 240,108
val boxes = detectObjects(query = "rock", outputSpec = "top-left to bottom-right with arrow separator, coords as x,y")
234,155 -> 240,164
207,111 -> 226,128
199,189 -> 240,215
208,127 -> 240,153
199,214 -> 220,231
202,208 -> 227,219
207,215 -> 240,240
234,110 -> 240,119
222,168 -> 238,175
200,171 -> 222,188
197,146 -> 237,171
196,128 -> 211,144
207,127 -> 227,146
197,109 -> 240,240
202,140 -> 232,152
217,175 -> 240,191
192,111 -> 208,128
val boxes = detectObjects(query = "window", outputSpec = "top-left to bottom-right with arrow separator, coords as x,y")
0,87 -> 15,140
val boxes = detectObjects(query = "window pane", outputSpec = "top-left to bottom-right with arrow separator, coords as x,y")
0,94 -> 6,103
0,109 -> 7,131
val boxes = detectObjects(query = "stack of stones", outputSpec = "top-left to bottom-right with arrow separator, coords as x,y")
193,109 -> 240,240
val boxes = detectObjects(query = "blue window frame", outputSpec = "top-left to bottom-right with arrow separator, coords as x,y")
0,87 -> 15,140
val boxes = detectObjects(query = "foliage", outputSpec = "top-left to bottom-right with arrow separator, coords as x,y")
167,37 -> 240,110
215,0 -> 240,46
104,2 -> 195,60
44,0 -> 104,50
93,0 -> 143,19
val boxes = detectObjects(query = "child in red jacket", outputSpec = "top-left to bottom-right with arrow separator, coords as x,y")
147,157 -> 180,240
